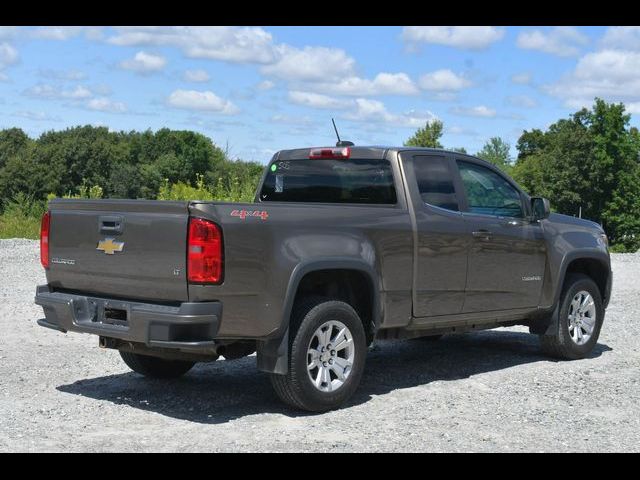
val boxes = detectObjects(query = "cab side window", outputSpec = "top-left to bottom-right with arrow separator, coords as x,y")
413,156 -> 459,211
456,160 -> 523,218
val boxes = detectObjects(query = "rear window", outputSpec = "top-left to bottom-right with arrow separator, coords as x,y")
260,158 -> 397,204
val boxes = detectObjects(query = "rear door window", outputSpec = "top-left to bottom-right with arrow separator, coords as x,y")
412,155 -> 459,211
260,158 -> 397,204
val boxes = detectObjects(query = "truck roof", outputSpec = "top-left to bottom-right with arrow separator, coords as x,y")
274,145 -> 477,161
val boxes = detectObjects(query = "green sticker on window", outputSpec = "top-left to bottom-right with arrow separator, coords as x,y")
270,164 -> 277,172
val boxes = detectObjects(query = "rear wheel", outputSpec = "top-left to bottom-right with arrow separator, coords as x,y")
540,273 -> 604,360
119,351 -> 195,379
270,297 -> 367,412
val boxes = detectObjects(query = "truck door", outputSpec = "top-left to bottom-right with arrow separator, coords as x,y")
453,158 -> 546,312
400,153 -> 469,317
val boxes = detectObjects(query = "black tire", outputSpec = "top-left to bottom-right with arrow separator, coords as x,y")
119,351 -> 195,379
540,273 -> 604,360
270,296 -> 367,412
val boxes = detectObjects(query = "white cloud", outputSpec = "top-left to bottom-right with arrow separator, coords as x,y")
120,51 -> 166,73
626,102 -> 640,114
516,27 -> 589,57
418,69 -> 472,91
288,91 -> 346,109
451,105 -> 497,117
0,42 -> 18,71
345,98 -> 437,128
167,89 -> 239,114
257,80 -> 275,90
261,45 -> 355,82
307,72 -> 419,96
183,69 -> 210,82
304,72 -> 420,96
25,84 -> 93,100
65,86 -> 93,99
601,26 -> 640,51
102,27 -> 422,100
86,97 -> 127,113
511,72 -> 532,85
506,95 -> 537,108
545,49 -> 640,107
402,26 -> 504,50
574,49 -> 640,82
107,26 -> 277,64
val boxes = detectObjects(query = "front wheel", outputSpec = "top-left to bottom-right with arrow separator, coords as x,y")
540,273 -> 604,360
270,297 -> 367,412
119,351 -> 195,379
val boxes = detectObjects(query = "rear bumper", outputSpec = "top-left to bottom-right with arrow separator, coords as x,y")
35,285 -> 221,352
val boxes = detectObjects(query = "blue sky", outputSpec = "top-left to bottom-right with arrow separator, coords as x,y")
1,26 -> 639,163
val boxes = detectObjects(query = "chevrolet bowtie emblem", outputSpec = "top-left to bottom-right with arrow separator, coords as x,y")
97,238 -> 125,255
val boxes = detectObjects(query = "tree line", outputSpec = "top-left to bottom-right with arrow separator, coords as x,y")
0,126 -> 264,208
1,98 -> 639,251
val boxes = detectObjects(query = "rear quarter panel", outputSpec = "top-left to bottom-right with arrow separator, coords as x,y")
188,201 -> 413,338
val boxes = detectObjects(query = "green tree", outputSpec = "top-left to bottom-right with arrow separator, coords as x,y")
0,128 -> 31,170
405,120 -> 444,148
511,98 -> 640,251
477,137 -> 512,172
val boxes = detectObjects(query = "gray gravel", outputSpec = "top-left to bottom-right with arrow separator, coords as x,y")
1,238 -> 639,452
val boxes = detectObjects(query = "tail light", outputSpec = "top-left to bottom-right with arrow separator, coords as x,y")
187,217 -> 223,284
309,147 -> 350,159
40,211 -> 51,269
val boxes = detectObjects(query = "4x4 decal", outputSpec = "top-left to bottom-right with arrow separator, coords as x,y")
230,209 -> 269,221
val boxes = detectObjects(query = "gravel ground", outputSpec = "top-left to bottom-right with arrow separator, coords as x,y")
1,238 -> 638,452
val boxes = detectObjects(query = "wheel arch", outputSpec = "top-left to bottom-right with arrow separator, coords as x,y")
257,259 -> 382,375
557,253 -> 611,307
537,251 -> 611,336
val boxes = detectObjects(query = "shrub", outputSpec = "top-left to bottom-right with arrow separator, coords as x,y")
0,193 -> 46,239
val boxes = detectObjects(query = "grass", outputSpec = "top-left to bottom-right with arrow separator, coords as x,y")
0,193 -> 44,240
0,212 -> 40,239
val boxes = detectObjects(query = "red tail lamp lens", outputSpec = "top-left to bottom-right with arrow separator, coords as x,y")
40,211 -> 50,269
187,217 -> 223,284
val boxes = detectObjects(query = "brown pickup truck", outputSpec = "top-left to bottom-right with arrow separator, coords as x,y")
36,145 -> 612,411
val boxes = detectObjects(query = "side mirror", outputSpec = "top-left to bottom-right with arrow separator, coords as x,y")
531,197 -> 550,221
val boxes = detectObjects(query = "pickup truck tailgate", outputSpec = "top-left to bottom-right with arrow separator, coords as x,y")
46,199 -> 189,303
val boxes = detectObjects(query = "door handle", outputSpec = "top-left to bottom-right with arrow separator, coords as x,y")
472,229 -> 492,240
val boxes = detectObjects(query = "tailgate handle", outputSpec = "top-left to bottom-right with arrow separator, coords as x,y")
99,215 -> 124,235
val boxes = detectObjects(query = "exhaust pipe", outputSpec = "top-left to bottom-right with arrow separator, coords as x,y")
99,336 -> 119,349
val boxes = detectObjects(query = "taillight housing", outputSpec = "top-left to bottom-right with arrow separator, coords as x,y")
40,211 -> 51,269
309,147 -> 350,159
187,217 -> 223,284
